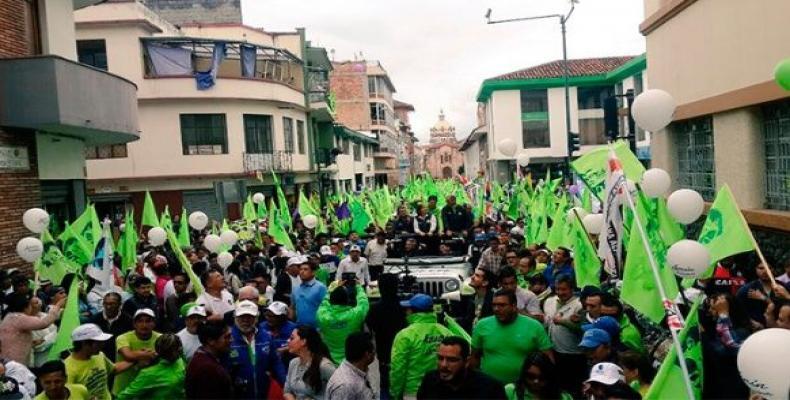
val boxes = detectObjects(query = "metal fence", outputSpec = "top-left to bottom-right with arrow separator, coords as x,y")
243,151 -> 293,173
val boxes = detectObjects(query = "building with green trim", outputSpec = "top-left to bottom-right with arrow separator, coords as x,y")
463,54 -> 648,182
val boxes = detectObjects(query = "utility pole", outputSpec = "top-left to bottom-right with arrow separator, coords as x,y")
486,1 -> 578,176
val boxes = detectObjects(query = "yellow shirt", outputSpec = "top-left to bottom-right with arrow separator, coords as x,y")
65,353 -> 114,400
35,383 -> 90,400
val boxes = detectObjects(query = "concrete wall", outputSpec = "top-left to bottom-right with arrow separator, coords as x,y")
86,99 -> 310,180
143,0 -> 241,25
38,0 -> 78,60
36,133 -> 85,180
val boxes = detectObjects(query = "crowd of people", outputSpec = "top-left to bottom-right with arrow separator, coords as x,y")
1,189 -> 789,400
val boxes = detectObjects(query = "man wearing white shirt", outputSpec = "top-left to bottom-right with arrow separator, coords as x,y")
336,245 -> 371,285
196,269 -> 235,321
364,232 -> 389,281
177,305 -> 206,361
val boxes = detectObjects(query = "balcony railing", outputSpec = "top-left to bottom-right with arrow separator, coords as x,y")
243,151 -> 293,173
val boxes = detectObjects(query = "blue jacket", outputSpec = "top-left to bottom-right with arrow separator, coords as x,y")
544,262 -> 575,288
227,325 -> 287,399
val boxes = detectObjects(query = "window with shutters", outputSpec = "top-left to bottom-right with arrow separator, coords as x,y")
673,116 -> 715,201
297,120 -> 306,154
283,117 -> 294,153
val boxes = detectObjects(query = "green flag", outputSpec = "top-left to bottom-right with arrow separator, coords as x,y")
57,223 -> 93,266
160,205 -> 172,233
620,195 -> 680,323
177,207 -> 191,248
645,297 -> 704,400
271,173 -> 292,232
268,199 -> 294,250
167,230 -> 204,296
349,197 -> 372,234
48,276 -> 81,360
118,210 -> 138,273
141,191 -> 160,228
696,185 -> 756,276
545,196 -> 569,251
243,195 -> 257,225
35,230 -> 79,285
571,140 -> 646,200
581,185 -> 593,213
71,205 -> 101,249
570,212 -> 601,288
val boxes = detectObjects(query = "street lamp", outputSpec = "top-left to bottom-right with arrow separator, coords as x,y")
486,0 -> 578,175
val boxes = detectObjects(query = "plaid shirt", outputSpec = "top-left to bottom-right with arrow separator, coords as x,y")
477,247 -> 503,275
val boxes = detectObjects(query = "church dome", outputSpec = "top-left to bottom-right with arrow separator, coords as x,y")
429,110 -> 457,144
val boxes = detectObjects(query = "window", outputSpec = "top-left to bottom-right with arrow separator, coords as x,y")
180,114 -> 228,155
521,90 -> 548,113
353,143 -> 361,161
85,144 -> 127,159
633,73 -> 644,95
368,77 -> 377,95
297,120 -> 305,154
243,114 -> 273,154
577,85 -> 615,110
674,117 -> 716,201
77,40 -> 108,70
763,99 -> 790,211
520,90 -> 551,149
370,103 -> 386,124
579,118 -> 607,145
283,117 -> 294,153
342,138 -> 350,154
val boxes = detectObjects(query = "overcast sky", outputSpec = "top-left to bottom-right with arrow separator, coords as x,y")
242,0 -> 646,143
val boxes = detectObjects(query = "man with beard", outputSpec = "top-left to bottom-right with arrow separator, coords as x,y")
417,336 -> 505,399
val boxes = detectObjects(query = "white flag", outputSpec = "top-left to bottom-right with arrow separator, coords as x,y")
597,149 -> 625,278
87,220 -> 114,292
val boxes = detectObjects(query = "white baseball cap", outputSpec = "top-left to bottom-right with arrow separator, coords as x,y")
266,301 -> 289,316
349,245 -> 361,253
319,245 -> 333,256
585,362 -> 625,385
286,256 -> 308,268
185,305 -> 207,317
133,308 -> 156,320
71,323 -> 113,342
235,300 -> 259,317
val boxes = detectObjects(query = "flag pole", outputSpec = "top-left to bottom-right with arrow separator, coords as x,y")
620,184 -> 695,400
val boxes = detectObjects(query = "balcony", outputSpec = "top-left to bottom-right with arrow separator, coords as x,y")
243,151 -> 293,173
0,55 -> 139,145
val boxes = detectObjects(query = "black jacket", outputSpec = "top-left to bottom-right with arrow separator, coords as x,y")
366,296 -> 407,364
441,205 -> 472,233
89,312 -> 133,361
417,369 -> 506,399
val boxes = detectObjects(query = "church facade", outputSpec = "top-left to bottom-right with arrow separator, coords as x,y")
420,111 -> 464,179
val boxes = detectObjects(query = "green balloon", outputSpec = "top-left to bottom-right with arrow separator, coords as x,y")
775,58 -> 790,91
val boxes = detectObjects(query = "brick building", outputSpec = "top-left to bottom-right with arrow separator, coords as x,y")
420,111 -> 463,179
0,0 -> 138,271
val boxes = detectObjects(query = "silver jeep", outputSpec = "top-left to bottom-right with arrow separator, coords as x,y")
368,256 -> 472,299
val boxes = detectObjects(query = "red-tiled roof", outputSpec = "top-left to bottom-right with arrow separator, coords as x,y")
393,100 -> 415,110
491,56 -> 637,81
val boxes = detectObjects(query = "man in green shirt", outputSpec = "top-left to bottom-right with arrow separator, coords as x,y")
117,333 -> 186,400
35,360 -> 89,400
471,289 -> 554,385
317,281 -> 369,363
112,308 -> 161,395
65,323 -> 134,400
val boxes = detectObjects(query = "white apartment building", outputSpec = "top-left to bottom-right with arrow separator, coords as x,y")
74,1 -> 325,221
466,55 -> 648,182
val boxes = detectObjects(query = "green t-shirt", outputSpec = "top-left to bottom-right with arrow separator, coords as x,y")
504,383 -> 573,400
35,384 -> 90,400
65,353 -> 114,400
112,331 -> 161,395
472,315 -> 552,385
117,358 -> 186,400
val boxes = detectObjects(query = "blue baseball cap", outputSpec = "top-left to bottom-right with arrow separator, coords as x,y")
579,328 -> 611,349
582,316 -> 621,339
400,293 -> 433,311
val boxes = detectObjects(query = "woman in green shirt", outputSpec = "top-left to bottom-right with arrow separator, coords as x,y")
505,353 -> 573,400
117,334 -> 185,400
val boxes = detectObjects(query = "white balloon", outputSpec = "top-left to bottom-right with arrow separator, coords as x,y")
119,223 -> 126,233
516,154 -> 530,167
667,189 -> 704,224
641,168 -> 672,198
220,230 -> 238,246
16,237 -> 43,262
631,89 -> 676,132
252,192 -> 265,204
22,208 -> 49,234
303,215 -> 318,229
204,234 -> 222,253
217,252 -> 234,268
188,211 -> 208,230
498,138 -> 517,157
566,207 -> 589,223
737,328 -> 790,399
582,213 -> 605,235
666,240 -> 710,278
148,227 -> 167,246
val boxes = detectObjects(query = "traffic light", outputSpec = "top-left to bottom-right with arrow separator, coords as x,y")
604,96 -> 620,141
569,132 -> 581,153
